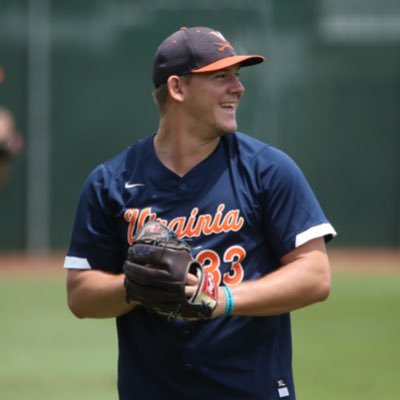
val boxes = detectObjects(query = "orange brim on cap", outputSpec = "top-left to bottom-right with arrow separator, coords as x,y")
152,27 -> 266,88
191,55 -> 265,73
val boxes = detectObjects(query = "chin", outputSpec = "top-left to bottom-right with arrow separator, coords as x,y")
219,122 -> 238,134
224,126 -> 238,134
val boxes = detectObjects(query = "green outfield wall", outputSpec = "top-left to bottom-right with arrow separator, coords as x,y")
0,0 -> 399,250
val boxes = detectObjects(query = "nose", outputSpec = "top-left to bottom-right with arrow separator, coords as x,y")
229,76 -> 245,96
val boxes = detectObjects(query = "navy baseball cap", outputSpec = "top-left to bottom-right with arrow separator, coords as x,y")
152,27 -> 265,88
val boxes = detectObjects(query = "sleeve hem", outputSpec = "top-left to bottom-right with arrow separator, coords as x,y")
64,256 -> 92,270
295,223 -> 337,248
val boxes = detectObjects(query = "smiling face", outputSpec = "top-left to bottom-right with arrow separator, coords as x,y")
181,65 -> 245,138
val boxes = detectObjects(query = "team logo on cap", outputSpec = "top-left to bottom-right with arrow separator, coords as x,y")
209,31 -> 233,52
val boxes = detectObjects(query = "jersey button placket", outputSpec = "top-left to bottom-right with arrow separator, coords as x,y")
184,363 -> 193,372
182,340 -> 196,373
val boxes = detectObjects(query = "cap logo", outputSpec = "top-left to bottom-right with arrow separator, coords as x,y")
208,31 -> 233,52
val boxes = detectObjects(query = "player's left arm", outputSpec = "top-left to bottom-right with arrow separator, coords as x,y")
210,236 -> 331,318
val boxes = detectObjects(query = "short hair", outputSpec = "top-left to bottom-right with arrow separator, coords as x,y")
152,83 -> 169,111
152,75 -> 193,113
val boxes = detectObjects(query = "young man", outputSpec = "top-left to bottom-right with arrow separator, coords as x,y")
65,27 -> 336,399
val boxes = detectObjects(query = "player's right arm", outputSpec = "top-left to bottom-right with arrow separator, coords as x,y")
65,162 -> 140,319
67,269 -> 137,319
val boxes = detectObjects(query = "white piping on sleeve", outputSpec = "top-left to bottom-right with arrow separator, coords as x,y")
295,223 -> 337,248
64,256 -> 92,270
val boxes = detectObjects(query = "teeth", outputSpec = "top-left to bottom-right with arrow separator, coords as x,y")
221,103 -> 234,109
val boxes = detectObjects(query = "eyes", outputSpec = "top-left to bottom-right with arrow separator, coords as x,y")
211,70 -> 240,83
212,70 -> 241,81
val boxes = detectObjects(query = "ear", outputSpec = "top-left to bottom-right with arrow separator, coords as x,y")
166,75 -> 186,102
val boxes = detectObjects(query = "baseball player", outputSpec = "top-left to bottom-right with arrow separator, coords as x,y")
65,27 -> 336,399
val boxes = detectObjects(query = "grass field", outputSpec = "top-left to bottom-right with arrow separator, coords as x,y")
293,271 -> 400,400
0,256 -> 399,400
0,278 -> 118,400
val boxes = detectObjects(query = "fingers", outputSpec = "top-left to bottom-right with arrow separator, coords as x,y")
185,285 -> 197,298
185,272 -> 198,298
186,271 -> 198,285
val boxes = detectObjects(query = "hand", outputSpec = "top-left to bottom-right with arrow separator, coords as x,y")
123,220 -> 218,320
185,272 -> 199,298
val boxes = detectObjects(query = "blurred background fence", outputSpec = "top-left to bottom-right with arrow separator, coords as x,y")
0,0 -> 399,252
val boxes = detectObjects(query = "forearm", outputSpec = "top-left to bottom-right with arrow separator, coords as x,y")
213,238 -> 331,318
231,259 -> 329,316
67,269 -> 137,318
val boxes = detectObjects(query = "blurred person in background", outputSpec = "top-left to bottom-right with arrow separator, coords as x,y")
0,106 -> 24,188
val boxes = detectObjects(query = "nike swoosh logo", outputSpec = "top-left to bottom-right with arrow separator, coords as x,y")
125,183 -> 144,189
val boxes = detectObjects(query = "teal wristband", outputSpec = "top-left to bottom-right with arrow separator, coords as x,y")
222,286 -> 234,316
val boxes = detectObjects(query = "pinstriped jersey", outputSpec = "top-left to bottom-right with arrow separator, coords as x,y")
65,131 -> 336,400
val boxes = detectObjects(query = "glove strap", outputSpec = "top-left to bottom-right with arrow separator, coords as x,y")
222,286 -> 234,316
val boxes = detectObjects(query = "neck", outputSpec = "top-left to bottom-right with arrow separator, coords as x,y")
154,116 -> 220,177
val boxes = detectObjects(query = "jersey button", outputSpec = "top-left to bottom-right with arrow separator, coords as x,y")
184,363 -> 193,371
179,183 -> 188,191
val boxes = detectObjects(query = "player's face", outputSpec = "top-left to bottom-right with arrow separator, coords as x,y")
182,66 -> 244,137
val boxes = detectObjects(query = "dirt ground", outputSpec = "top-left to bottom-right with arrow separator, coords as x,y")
0,248 -> 399,278
328,248 -> 400,273
0,252 -> 67,278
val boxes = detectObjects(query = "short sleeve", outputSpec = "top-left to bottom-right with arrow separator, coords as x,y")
260,148 -> 336,258
64,164 -> 124,272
